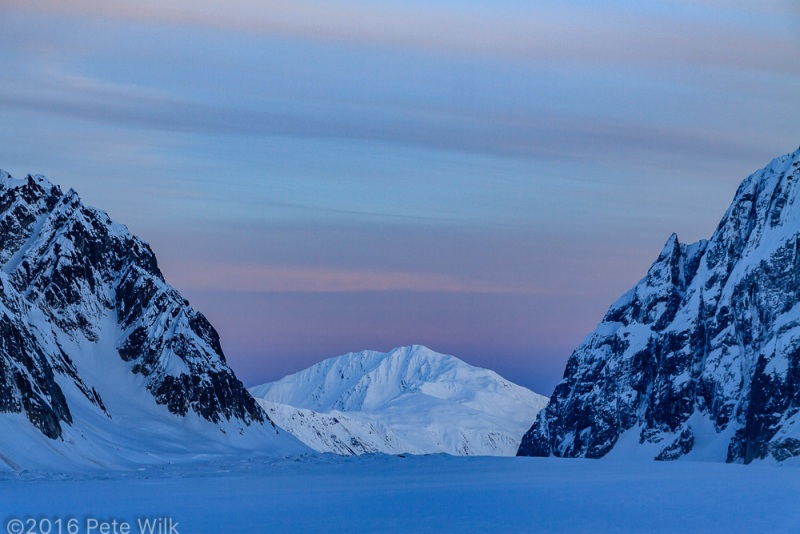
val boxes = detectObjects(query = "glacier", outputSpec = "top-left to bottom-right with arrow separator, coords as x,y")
2,454 -> 799,533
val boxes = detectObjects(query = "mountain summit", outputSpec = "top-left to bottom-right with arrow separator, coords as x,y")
251,345 -> 549,456
0,171 -> 301,470
518,147 -> 800,463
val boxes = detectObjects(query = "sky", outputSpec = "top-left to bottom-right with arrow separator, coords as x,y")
0,0 -> 798,394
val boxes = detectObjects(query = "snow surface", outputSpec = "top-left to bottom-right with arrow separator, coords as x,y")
1,455 -> 798,533
250,345 -> 549,456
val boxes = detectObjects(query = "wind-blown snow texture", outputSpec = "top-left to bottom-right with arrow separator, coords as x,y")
0,171 -> 302,470
519,147 -> 800,463
250,345 -> 549,456
3,455 -> 799,533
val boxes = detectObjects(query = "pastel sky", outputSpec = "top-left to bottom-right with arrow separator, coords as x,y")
1,1 -> 798,393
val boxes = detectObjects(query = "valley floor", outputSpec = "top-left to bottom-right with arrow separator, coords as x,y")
1,454 -> 797,533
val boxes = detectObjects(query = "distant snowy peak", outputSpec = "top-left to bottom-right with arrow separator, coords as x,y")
250,346 -> 549,456
519,146 -> 800,463
0,170 -> 301,469
250,344 -> 544,413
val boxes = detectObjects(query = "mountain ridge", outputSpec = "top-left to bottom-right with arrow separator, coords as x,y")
0,170 -> 304,470
518,146 -> 800,463
251,345 -> 549,456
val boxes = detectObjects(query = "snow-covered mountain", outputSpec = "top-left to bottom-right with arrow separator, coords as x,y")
0,171 -> 304,471
519,147 -> 800,463
250,345 -> 549,456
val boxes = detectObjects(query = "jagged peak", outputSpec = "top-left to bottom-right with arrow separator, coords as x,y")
0,169 -> 26,190
635,233 -> 684,288
0,172 -> 64,212
28,174 -> 53,187
732,146 -> 800,198
704,146 -> 800,266
519,145 -> 800,463
763,145 -> 800,174
62,187 -> 81,203
0,170 -> 57,190
657,233 -> 680,259
728,147 -> 798,195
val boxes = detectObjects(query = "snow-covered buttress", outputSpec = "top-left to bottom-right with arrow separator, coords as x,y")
518,147 -> 800,463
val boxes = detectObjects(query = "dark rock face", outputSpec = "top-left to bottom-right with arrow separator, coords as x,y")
0,171 -> 264,440
518,147 -> 800,463
0,309 -> 71,440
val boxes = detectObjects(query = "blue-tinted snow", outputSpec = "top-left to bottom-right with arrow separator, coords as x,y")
1,454 -> 798,533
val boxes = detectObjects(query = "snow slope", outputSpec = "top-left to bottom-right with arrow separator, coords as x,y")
0,171 -> 306,470
250,345 -> 549,456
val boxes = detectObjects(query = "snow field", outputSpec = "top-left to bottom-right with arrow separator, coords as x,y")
2,454 -> 798,533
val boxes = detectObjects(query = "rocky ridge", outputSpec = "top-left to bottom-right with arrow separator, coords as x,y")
518,148 -> 800,463
0,171 -> 299,469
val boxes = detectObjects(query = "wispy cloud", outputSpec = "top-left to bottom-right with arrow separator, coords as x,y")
672,0 -> 800,16
170,262 -> 553,295
5,0 -> 799,73
0,64 -> 766,167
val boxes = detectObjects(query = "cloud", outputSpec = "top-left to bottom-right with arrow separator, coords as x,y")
672,0 -> 800,16
0,64 -> 767,168
4,0 -> 799,73
170,262 -> 551,294
2,2 -> 795,172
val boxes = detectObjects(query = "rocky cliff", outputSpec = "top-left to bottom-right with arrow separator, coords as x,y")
518,148 -> 800,463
